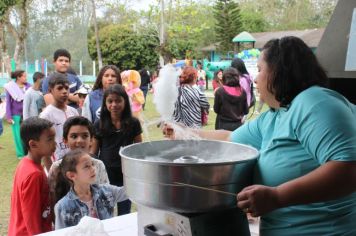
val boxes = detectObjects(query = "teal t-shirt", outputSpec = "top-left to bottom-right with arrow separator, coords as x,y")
231,86 -> 356,236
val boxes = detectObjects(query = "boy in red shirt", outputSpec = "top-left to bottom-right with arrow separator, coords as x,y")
8,117 -> 56,235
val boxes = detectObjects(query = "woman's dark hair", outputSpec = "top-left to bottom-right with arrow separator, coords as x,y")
262,36 -> 328,107
231,58 -> 249,75
11,70 -> 25,80
179,66 -> 197,85
213,69 -> 223,80
93,65 -> 122,90
100,84 -> 133,135
53,149 -> 86,204
222,67 -> 240,87
63,116 -> 94,139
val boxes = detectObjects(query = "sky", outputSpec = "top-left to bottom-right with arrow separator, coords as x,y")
130,0 -> 157,11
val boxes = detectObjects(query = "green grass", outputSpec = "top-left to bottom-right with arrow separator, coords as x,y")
0,89 -> 264,235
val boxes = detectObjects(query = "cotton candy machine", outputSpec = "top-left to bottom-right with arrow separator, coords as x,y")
120,140 -> 259,236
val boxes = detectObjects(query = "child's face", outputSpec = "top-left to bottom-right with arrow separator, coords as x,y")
105,93 -> 125,116
71,154 -> 96,185
50,83 -> 69,104
102,69 -> 117,90
54,56 -> 70,73
64,125 -> 91,152
35,127 -> 56,157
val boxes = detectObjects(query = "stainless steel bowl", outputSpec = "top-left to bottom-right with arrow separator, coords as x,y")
120,140 -> 258,213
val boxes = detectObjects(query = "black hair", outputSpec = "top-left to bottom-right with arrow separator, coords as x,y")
213,69 -> 223,81
53,49 -> 71,62
20,117 -> 53,150
11,70 -> 25,80
32,72 -> 45,83
63,116 -> 94,139
93,65 -> 122,90
231,58 -> 249,75
262,36 -> 328,107
100,84 -> 133,135
222,67 -> 240,87
53,149 -> 87,204
48,72 -> 69,89
139,68 -> 149,78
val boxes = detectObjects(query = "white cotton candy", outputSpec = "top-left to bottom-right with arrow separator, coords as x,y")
153,64 -> 179,121
65,216 -> 110,236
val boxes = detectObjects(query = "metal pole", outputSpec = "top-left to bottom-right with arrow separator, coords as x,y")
93,61 -> 96,77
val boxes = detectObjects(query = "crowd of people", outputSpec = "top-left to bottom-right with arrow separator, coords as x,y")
2,36 -> 356,235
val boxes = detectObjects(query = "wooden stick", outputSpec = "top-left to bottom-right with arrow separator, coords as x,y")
173,182 -> 236,197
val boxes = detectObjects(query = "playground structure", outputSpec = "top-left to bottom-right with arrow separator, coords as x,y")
173,48 -> 260,86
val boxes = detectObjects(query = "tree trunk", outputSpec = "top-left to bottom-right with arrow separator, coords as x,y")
0,22 -> 12,77
91,0 -> 103,69
159,0 -> 165,66
4,0 -> 30,70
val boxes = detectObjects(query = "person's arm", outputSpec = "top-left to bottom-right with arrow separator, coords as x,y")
22,92 -> 32,120
107,184 -> 128,203
134,133 -> 143,143
237,161 -> 356,217
54,203 -> 66,230
22,172 -> 48,234
43,93 -> 54,106
68,93 -> 79,104
213,91 -> 221,114
5,91 -> 13,123
42,78 -> 49,94
82,95 -> 92,122
163,123 -> 231,141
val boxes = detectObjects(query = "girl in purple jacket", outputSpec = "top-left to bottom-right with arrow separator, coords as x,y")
4,70 -> 31,158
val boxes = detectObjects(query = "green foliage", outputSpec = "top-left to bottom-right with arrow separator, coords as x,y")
240,9 -> 267,32
0,0 -> 17,20
88,24 -> 160,70
213,0 -> 243,52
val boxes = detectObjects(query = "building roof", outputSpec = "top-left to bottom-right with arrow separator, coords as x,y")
201,28 -> 325,51
252,28 -> 324,48
232,31 -> 256,43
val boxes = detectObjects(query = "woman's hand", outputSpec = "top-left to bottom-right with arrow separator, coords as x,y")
162,123 -> 175,139
237,185 -> 280,217
7,118 -> 14,124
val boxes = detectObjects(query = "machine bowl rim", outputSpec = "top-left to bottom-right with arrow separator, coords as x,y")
120,139 -> 259,166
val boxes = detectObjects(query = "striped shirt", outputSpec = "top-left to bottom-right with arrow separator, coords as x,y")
173,85 -> 210,128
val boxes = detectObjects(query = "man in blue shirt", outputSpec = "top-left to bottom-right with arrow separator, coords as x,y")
42,49 -> 82,108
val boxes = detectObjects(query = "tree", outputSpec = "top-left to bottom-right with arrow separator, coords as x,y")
88,24 -> 159,70
0,0 -> 17,73
213,0 -> 243,52
3,0 -> 32,69
90,0 -> 103,69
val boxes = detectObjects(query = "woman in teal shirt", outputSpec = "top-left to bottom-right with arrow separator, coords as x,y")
164,36 -> 356,235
